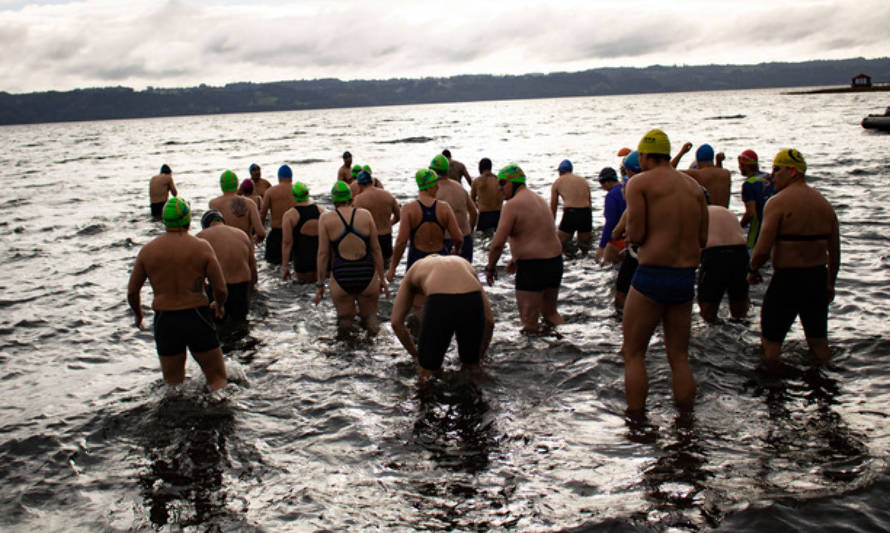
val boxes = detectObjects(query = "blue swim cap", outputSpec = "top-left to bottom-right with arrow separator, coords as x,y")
249,163 -> 259,172
558,159 -> 573,173
278,165 -> 293,179
623,151 -> 641,174
696,144 -> 715,162
356,170 -> 372,185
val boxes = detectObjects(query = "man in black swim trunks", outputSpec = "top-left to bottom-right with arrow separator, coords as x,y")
149,164 -> 177,218
197,209 -> 257,322
748,148 -> 840,366
127,197 -> 227,392
550,159 -> 593,253
392,255 -> 494,384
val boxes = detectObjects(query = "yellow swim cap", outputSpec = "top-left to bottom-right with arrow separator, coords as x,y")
637,129 -> 671,156
773,148 -> 807,174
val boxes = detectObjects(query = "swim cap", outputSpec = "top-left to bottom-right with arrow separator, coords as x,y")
696,144 -> 715,162
738,149 -> 758,166
278,165 -> 292,179
623,151 -> 641,174
430,154 -> 449,176
249,163 -> 259,172
331,180 -> 353,202
362,164 -> 372,175
292,181 -> 309,202
773,148 -> 807,173
240,178 -> 254,194
201,209 -> 224,229
617,147 -> 632,157
220,169 -> 238,192
162,197 -> 191,228
160,164 -> 171,174
598,167 -> 618,183
558,159 -> 573,173
356,170 -> 372,185
415,168 -> 438,191
343,151 -> 352,158
351,164 -> 362,178
498,164 -> 526,183
638,129 -> 671,156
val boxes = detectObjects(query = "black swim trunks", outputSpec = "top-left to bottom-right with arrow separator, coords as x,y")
265,228 -> 282,264
150,201 -> 165,218
631,265 -> 696,304
418,291 -> 486,371
761,266 -> 829,342
153,306 -> 220,356
225,282 -> 250,321
476,210 -> 501,232
443,234 -> 474,263
378,233 -> 393,260
515,255 -> 563,292
558,207 -> 593,235
616,249 -> 639,294
697,245 -> 749,303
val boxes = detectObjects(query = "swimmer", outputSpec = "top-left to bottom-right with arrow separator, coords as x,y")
197,209 -> 257,321
238,178 -> 263,214
621,129 -> 708,414
281,181 -> 325,284
209,169 -> 266,243
127,197 -> 227,391
249,163 -> 272,198
698,205 -> 750,323
259,165 -> 296,265
149,164 -> 177,218
550,159 -> 593,253
485,164 -> 564,333
470,157 -> 504,232
391,255 -> 494,384
386,169 -> 463,282
316,181 -> 388,335
673,142 -> 732,207
612,151 -> 643,313
748,148 -> 840,366
353,170 -> 400,269
737,149 -> 775,248
442,149 -> 473,188
431,154 -> 477,263
337,151 -> 353,183
594,167 -> 626,264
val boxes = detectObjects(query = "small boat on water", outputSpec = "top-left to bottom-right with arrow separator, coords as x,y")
862,107 -> 890,131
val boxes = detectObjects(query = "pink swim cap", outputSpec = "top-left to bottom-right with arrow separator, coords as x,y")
240,179 -> 254,194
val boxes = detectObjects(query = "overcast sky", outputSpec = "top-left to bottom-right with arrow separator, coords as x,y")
1,0 -> 888,93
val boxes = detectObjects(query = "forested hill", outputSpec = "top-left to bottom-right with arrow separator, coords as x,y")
2,57 -> 888,125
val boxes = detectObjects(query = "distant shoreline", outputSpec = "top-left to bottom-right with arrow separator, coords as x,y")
784,85 -> 890,95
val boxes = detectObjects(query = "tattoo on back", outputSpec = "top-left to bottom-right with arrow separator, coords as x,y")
232,197 -> 247,217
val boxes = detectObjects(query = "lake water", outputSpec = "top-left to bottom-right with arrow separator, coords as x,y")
1,88 -> 889,531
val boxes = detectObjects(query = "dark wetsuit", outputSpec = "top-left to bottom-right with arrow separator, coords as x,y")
515,255 -> 563,291
476,210 -> 501,232
418,291 -> 485,371
616,247 -> 639,294
150,202 -> 165,218
558,207 -> 593,235
443,235 -> 473,263
631,265 -> 697,304
265,228 -> 282,264
697,245 -> 749,303
291,204 -> 320,274
741,172 -> 774,248
762,266 -> 829,342
153,306 -> 219,356
331,209 -> 376,295
407,200 -> 447,270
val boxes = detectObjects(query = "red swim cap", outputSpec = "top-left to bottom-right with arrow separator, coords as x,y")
240,178 -> 254,193
738,150 -> 758,165
617,147 -> 632,157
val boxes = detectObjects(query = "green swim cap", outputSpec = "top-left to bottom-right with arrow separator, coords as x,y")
430,154 -> 449,175
362,164 -> 372,175
292,181 -> 309,202
498,164 -> 526,183
220,169 -> 238,192
415,168 -> 438,191
162,197 -> 191,228
351,164 -> 362,178
331,180 -> 353,202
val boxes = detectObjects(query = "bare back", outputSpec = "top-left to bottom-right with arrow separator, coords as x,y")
498,187 -> 562,259
260,182 -> 296,228
627,165 -> 708,267
408,255 -> 483,295
551,173 -> 592,210
354,187 -> 399,236
197,224 -> 254,284
132,232 -> 220,310
471,172 -> 504,212
436,179 -> 474,235
705,205 -> 746,248
760,182 -> 838,269
149,173 -> 176,203
683,167 -> 731,208
210,194 -> 262,237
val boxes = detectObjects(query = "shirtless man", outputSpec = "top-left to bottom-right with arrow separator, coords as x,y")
337,151 -> 353,183
748,148 -> 840,366
354,170 -> 400,269
431,154 -> 477,262
391,255 -> 494,384
127,197 -> 227,392
149,164 -> 178,218
386,169 -> 463,282
315,181 -> 387,335
443,149 -> 473,188
594,167 -> 626,264
249,163 -> 272,198
550,159 -> 593,252
260,165 -> 296,264
485,164 -> 564,333
673,142 -> 732,208
197,209 -> 257,321
737,149 -> 775,248
281,181 -> 325,284
622,129 -> 708,414
698,205 -> 749,323
470,158 -> 504,232
208,169 -> 266,243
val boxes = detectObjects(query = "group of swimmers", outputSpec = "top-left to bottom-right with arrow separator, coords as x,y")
131,131 -> 839,414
